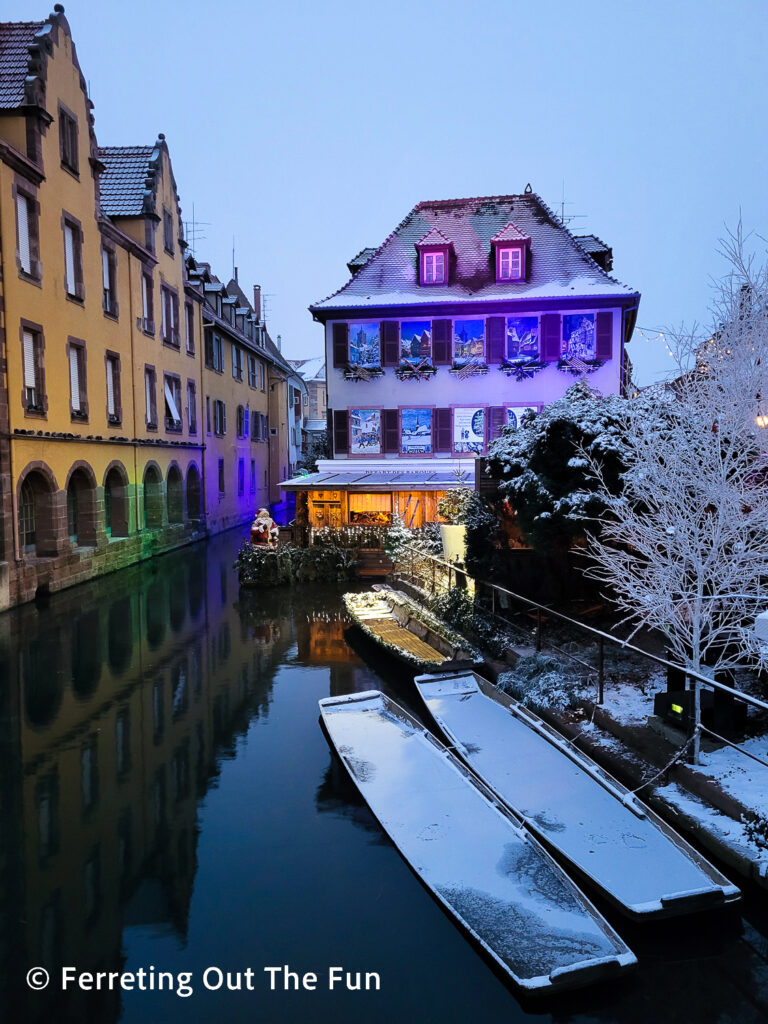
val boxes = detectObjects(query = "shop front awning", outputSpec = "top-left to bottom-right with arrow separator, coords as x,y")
280,465 -> 474,492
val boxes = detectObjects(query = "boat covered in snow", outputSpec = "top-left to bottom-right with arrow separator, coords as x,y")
343,589 -> 481,672
415,671 -> 741,919
319,690 -> 636,993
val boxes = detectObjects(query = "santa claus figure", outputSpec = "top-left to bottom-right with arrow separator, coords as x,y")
250,508 -> 279,546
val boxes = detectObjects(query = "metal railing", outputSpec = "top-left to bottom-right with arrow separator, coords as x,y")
397,544 -> 768,769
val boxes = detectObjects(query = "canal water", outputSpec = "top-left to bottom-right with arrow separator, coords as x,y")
2,528 -> 768,1023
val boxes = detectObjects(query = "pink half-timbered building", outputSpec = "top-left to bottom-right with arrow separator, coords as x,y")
284,190 -> 640,530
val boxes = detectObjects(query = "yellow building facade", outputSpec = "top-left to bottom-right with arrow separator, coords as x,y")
0,9 -> 293,611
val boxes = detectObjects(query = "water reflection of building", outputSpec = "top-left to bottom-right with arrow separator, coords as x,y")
0,532 -> 296,1022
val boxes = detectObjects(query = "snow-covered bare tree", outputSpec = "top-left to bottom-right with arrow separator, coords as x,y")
585,227 -> 768,676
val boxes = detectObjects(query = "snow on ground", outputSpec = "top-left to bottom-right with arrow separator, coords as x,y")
691,738 -> 768,818
657,782 -> 768,876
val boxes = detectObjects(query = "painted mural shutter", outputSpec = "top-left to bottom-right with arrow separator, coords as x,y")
381,321 -> 400,366
332,323 -> 349,367
434,408 -> 451,453
382,409 -> 399,453
489,406 -> 506,440
432,319 -> 452,365
487,316 -> 505,363
23,331 -> 36,390
541,313 -> 561,361
333,409 -> 349,454
596,311 -> 613,359
69,348 -> 80,411
16,195 -> 31,273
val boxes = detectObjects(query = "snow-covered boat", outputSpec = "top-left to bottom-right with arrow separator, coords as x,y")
343,589 -> 481,672
319,690 -> 636,993
415,671 -> 741,919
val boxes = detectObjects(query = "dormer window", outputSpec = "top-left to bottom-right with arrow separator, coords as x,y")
416,227 -> 453,286
498,247 -> 522,280
422,251 -> 445,284
491,220 -> 530,283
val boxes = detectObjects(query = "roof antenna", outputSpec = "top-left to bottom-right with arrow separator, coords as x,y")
524,183 -> 532,194
558,180 -> 586,228
232,234 -> 236,281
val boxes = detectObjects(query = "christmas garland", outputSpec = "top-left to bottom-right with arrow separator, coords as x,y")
344,364 -> 385,381
395,358 -> 438,381
556,358 -> 605,376
499,359 -> 547,380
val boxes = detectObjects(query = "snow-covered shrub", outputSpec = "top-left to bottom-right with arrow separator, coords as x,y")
498,653 -> 589,712
437,486 -> 474,524
235,541 -> 357,587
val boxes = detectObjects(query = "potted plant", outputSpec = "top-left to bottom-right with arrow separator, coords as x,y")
437,486 -> 473,563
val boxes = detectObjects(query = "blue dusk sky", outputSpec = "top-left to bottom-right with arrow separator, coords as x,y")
18,0 -> 767,385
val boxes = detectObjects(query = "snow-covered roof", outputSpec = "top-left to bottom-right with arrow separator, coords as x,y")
311,192 -> 638,316
287,356 -> 325,381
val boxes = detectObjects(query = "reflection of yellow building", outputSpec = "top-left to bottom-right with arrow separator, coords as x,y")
0,10 -> 205,611
3,536 -> 289,1023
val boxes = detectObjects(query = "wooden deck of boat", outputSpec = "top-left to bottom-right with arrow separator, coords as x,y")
365,617 -> 448,663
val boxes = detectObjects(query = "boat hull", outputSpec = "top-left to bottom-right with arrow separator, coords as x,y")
319,690 -> 636,993
415,671 -> 741,919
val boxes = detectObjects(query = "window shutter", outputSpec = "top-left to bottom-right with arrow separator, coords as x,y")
17,195 -> 31,273
23,331 -> 36,390
489,406 -> 506,441
596,311 -> 613,359
69,348 -> 80,411
432,319 -> 452,365
435,407 -> 451,453
64,225 -> 76,295
145,371 -> 153,421
244,408 -> 250,437
333,409 -> 349,454
332,323 -> 349,367
381,321 -> 400,366
107,360 -> 115,415
487,316 -> 505,363
382,409 -> 399,453
142,275 -> 149,320
541,313 -> 561,361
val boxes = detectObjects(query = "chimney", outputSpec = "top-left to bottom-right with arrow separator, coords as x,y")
276,334 -> 282,351
253,284 -> 262,321
234,266 -> 239,283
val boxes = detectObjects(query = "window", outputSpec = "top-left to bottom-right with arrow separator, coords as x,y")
141,272 -> 154,333
213,399 -> 226,436
498,247 -> 522,281
218,459 -> 225,495
63,218 -> 84,300
187,381 -> 197,433
249,459 -> 256,494
185,303 -> 195,354
161,286 -> 179,346
211,333 -> 224,370
16,189 -> 40,279
236,405 -> 245,437
259,360 -> 266,391
102,247 -> 117,316
59,106 -> 78,174
19,478 -> 35,551
163,207 -> 174,254
164,374 -> 182,431
422,250 -> 445,284
145,367 -> 157,428
22,328 -> 44,413
68,341 -> 87,419
238,458 -> 245,496
206,396 -> 211,434
106,354 -> 121,424
232,345 -> 243,381
248,354 -> 257,388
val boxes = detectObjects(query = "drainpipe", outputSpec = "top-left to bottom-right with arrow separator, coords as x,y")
128,254 -> 140,531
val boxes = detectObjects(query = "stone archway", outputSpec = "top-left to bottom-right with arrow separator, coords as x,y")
167,464 -> 183,525
17,465 -> 59,557
66,465 -> 98,546
104,463 -> 129,538
186,463 -> 202,521
143,464 -> 164,530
